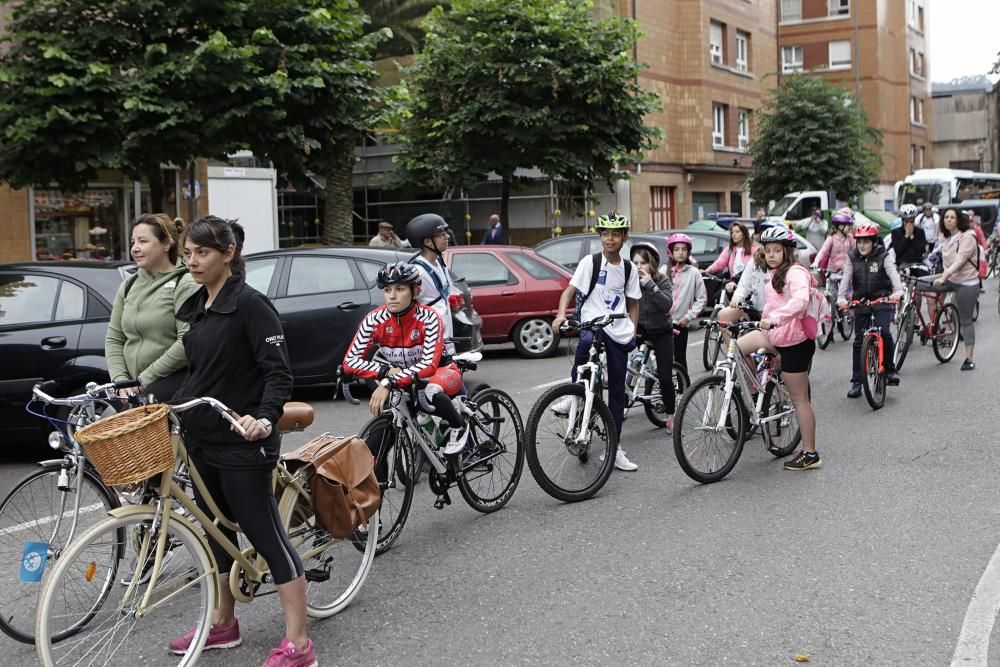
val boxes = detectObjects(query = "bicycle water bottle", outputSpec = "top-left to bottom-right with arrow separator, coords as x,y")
751,352 -> 768,385
416,413 -> 444,448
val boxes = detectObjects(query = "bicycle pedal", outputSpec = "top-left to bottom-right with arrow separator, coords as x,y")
433,492 -> 452,510
304,568 -> 330,583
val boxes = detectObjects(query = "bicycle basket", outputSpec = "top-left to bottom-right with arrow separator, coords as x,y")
74,403 -> 174,486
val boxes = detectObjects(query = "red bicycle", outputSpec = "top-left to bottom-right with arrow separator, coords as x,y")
843,297 -> 897,410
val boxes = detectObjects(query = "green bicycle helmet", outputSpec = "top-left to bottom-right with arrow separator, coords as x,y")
594,213 -> 630,230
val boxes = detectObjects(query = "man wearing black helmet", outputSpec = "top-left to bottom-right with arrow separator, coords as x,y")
406,213 -> 456,354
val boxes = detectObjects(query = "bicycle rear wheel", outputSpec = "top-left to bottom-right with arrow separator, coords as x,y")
932,303 -> 960,363
701,325 -> 721,370
761,380 -> 800,457
817,302 -> 835,349
894,304 -> 916,371
457,388 -> 525,512
0,462 -> 119,644
359,414 -> 413,555
838,309 -> 854,340
673,375 -> 746,483
640,361 -> 690,427
861,336 -> 886,410
525,383 -> 617,502
35,510 -> 215,667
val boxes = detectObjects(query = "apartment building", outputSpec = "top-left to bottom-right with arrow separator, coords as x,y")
931,79 -> 999,173
777,0 -> 932,210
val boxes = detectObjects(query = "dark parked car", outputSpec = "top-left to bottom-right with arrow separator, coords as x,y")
534,231 -> 730,308
243,247 -> 483,386
0,261 -> 131,441
445,246 -> 571,358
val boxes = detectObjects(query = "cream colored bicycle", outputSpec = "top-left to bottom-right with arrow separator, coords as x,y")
34,396 -> 378,667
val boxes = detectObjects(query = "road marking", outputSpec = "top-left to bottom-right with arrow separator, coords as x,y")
951,539 -> 1000,665
0,502 -> 105,536
531,378 -> 569,391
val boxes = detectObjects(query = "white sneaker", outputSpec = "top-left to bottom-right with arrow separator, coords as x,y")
550,396 -> 576,416
614,449 -> 638,472
443,423 -> 469,455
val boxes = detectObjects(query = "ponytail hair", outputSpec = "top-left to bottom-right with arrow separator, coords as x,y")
133,213 -> 185,264
182,215 -> 245,274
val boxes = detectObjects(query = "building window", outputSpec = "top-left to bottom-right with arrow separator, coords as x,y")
735,31 -> 749,72
709,21 -> 724,65
650,186 -> 676,231
781,45 -> 803,73
908,1 -> 924,30
738,110 -> 750,150
918,146 -> 925,169
781,0 -> 802,22
829,0 -> 849,15
918,52 -> 925,77
910,96 -> 924,124
712,104 -> 726,148
910,50 -> 925,77
829,40 -> 851,69
917,5 -> 924,31
910,145 -> 917,169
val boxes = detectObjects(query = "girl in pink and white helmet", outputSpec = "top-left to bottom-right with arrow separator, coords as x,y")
666,233 -> 706,371
812,208 -> 856,290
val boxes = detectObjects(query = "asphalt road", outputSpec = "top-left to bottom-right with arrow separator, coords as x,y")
3,290 -> 1000,665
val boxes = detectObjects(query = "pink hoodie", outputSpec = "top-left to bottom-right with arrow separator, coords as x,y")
815,234 -> 855,274
762,264 -> 814,348
706,243 -> 760,276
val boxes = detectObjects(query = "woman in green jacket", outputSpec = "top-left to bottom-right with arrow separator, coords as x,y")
105,213 -> 199,400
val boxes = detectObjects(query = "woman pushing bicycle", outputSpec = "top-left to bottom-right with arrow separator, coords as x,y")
736,226 -> 822,471
343,262 -> 469,455
169,216 -> 315,667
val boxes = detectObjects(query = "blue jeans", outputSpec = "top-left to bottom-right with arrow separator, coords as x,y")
851,306 -> 895,383
571,331 -> 635,437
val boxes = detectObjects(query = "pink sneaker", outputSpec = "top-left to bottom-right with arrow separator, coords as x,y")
263,638 -> 318,667
168,618 -> 242,655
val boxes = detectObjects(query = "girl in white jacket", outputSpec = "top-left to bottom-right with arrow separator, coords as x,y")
666,233 -> 706,371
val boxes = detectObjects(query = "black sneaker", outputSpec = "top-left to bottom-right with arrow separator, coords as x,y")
784,450 -> 822,471
886,372 -> 900,386
961,359 -> 976,371
847,383 -> 862,398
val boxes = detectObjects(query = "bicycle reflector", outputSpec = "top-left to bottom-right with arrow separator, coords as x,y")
448,293 -> 465,310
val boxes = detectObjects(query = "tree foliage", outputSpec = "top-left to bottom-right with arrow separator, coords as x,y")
746,75 -> 882,204
360,0 -> 448,59
0,0 -> 381,225
392,0 -> 660,223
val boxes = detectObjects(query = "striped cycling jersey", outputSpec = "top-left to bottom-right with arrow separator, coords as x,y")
342,303 -> 444,389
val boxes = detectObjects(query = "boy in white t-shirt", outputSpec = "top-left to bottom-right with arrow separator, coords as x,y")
551,214 -> 642,471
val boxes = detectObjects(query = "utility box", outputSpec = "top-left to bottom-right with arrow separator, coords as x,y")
207,166 -> 279,254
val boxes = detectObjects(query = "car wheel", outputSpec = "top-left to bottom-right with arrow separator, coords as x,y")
512,318 -> 560,358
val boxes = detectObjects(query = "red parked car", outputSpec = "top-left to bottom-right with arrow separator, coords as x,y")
444,246 -> 570,358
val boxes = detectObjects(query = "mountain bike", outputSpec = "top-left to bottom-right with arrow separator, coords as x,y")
816,269 -> 853,350
345,351 -> 524,555
623,336 -> 690,428
700,274 -> 729,370
525,314 -> 622,502
844,297 -> 897,410
986,241 -> 1000,279
34,393 -> 377,667
894,275 -> 960,366
0,379 -> 141,644
673,321 -> 800,484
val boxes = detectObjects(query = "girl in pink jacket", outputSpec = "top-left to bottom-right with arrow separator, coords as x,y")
812,210 -> 856,293
737,226 -> 820,472
704,222 -> 759,301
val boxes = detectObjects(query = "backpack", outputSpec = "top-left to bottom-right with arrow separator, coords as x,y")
410,257 -> 450,307
789,265 -> 830,340
573,252 -> 633,319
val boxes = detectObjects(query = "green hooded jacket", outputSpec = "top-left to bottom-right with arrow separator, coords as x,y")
104,262 -> 199,386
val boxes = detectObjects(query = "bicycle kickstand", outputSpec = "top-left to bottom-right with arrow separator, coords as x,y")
433,491 -> 452,510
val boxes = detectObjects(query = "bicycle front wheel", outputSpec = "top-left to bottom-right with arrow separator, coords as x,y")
35,510 -> 215,667
458,388 -> 525,512
525,383 -> 617,502
861,335 -> 886,410
702,325 -> 722,370
894,304 -> 916,371
933,303 -> 960,363
359,414 -> 413,555
673,375 -> 746,483
817,304 -> 835,350
838,309 -> 854,340
761,380 -> 800,457
0,462 -> 119,644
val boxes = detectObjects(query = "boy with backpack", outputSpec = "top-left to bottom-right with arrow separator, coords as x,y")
405,213 -> 456,355
551,214 -> 642,471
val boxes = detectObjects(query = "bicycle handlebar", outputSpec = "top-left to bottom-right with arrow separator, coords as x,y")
843,297 -> 897,309
170,397 -> 246,436
559,312 -> 625,334
31,379 -> 141,406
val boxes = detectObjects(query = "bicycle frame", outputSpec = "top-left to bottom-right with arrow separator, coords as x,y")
708,335 -> 773,430
624,342 -> 660,407
864,328 -> 886,374
560,336 -> 606,446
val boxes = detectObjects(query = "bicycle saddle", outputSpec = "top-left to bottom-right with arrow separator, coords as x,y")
453,351 -> 483,363
279,402 -> 315,432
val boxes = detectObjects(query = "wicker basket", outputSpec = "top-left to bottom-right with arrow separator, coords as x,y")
74,403 -> 174,486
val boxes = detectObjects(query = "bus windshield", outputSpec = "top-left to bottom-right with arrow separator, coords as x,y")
900,183 -> 945,207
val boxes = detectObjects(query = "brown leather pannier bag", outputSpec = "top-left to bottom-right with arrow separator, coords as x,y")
280,435 -> 380,538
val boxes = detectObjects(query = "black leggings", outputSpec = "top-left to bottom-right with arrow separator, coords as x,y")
430,391 -> 464,430
673,326 -> 690,371
189,451 -> 303,585
643,330 -> 676,415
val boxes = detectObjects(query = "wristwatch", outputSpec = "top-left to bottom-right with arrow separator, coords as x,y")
257,418 -> 272,435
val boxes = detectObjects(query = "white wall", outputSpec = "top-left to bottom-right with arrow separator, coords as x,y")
207,166 -> 278,254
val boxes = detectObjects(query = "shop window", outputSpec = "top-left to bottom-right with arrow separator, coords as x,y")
33,189 -> 125,261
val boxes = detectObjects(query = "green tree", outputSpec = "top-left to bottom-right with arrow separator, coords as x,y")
360,0 -> 448,59
392,0 -> 661,226
746,75 -> 882,205
0,0 -> 381,243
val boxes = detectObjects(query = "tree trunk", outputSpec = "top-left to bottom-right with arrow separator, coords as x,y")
146,166 -> 165,215
500,174 -> 511,244
321,150 -> 356,246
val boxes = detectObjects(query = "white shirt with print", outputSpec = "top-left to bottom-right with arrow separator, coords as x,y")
570,254 -> 641,345
411,257 -> 455,352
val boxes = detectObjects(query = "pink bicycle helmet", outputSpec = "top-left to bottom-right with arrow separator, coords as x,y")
666,232 -> 692,250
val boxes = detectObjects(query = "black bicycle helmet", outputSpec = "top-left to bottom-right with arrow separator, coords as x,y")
405,213 -> 449,249
629,241 -> 660,266
376,262 -> 422,289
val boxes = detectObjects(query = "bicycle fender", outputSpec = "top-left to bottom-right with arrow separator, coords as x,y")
107,505 -> 222,602
36,459 -> 66,468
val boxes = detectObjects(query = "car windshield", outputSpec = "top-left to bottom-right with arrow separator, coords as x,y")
768,196 -> 797,217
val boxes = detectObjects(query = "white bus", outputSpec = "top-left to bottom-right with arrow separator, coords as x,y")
895,168 -> 1000,209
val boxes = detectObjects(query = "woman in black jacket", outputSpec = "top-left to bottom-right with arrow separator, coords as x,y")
167,217 -> 315,665
630,242 -> 675,431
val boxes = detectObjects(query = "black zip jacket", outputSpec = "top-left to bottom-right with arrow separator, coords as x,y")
890,226 -> 927,266
175,274 -> 292,464
637,272 -> 674,335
